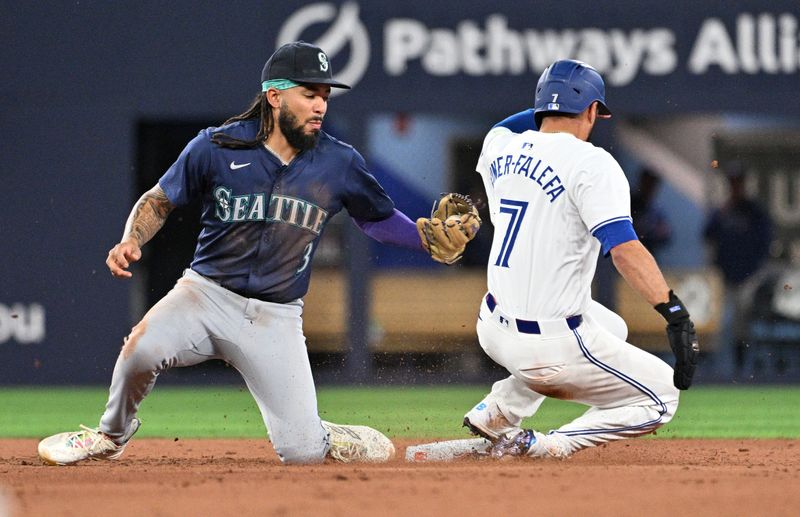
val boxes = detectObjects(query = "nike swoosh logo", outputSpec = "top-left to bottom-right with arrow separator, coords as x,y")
230,161 -> 251,170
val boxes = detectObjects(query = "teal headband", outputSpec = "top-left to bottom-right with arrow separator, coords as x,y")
262,79 -> 300,91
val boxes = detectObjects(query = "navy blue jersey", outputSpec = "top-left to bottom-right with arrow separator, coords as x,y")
159,119 -> 394,303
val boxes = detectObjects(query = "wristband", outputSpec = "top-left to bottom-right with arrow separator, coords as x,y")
653,290 -> 690,325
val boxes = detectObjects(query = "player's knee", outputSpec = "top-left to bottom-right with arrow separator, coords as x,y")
274,441 -> 327,465
657,387 -> 680,426
269,418 -> 329,465
118,325 -> 166,373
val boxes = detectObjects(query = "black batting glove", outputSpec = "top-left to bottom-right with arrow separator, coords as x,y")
654,290 -> 700,390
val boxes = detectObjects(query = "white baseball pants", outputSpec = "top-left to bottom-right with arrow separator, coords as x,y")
476,297 -> 679,456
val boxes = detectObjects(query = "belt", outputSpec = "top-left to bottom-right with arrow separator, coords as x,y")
485,293 -> 582,334
189,270 -> 283,304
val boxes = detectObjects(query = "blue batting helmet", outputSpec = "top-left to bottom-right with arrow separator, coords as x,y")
533,60 -> 611,129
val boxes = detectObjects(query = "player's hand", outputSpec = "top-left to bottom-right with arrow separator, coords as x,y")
654,290 -> 699,390
665,317 -> 699,390
106,240 -> 142,279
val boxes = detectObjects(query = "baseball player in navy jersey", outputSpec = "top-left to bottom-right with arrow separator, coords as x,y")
37,41 -> 476,466
461,60 -> 699,459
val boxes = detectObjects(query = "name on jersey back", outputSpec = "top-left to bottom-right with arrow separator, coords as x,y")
488,149 -> 565,203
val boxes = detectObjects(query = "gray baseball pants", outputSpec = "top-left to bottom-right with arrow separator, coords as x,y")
99,269 -> 330,464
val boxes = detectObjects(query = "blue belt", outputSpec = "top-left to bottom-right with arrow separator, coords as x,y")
485,293 -> 582,334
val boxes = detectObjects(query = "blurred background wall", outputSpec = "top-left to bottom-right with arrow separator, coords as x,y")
3,1 -> 800,385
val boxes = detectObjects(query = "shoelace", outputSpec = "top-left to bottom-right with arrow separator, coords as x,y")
330,439 -> 364,461
67,425 -> 116,452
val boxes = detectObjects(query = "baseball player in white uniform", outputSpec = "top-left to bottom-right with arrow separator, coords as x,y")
462,60 -> 699,459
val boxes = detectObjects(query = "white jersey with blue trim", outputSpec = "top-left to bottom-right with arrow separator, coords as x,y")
476,126 -> 631,320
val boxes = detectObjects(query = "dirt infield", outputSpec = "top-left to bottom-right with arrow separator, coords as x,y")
2,438 -> 799,516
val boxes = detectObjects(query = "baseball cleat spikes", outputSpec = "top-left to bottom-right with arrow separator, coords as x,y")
463,400 -> 520,442
463,417 -> 497,442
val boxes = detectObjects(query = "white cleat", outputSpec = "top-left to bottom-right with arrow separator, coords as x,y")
321,421 -> 395,463
38,418 -> 141,466
490,429 -> 570,460
463,400 -> 520,442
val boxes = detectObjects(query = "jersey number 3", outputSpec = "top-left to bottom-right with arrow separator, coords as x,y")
296,242 -> 313,275
494,198 -> 528,268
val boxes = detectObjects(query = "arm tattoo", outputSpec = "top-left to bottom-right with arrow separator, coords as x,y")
122,184 -> 175,246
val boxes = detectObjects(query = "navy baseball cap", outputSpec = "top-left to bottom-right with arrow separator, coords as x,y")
261,41 -> 350,89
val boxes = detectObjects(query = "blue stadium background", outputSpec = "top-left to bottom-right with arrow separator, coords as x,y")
3,1 -> 800,385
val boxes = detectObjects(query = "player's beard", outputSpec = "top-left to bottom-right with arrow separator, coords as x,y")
278,101 -> 321,152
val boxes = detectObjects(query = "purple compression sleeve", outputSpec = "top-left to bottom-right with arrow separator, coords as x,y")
354,209 -> 424,251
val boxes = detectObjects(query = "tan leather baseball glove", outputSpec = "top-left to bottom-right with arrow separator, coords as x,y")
416,193 -> 482,265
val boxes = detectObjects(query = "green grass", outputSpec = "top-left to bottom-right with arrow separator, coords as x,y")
2,385 -> 799,439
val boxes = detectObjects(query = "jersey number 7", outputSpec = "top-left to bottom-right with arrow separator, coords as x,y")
494,199 -> 528,268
